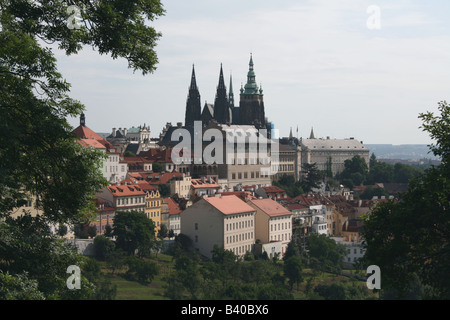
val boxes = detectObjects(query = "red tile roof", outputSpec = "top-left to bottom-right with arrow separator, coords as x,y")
107,184 -> 146,197
191,178 -> 221,189
127,172 -> 183,184
204,195 -> 255,215
120,178 -> 156,192
284,202 -> 309,211
218,191 -> 257,201
77,139 -> 106,149
249,198 -> 292,217
73,125 -> 104,141
164,197 -> 182,215
73,125 -> 116,152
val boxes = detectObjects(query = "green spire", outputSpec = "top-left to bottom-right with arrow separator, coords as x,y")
243,53 -> 259,95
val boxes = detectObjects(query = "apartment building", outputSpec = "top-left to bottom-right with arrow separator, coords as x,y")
146,189 -> 162,233
180,195 -> 255,259
170,173 -> 192,199
97,184 -> 146,213
248,198 -> 293,258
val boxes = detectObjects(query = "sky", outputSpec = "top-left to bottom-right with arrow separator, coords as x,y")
59,0 -> 450,145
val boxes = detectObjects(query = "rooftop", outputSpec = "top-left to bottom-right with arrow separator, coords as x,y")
204,195 -> 255,215
107,184 -> 146,197
249,198 -> 292,217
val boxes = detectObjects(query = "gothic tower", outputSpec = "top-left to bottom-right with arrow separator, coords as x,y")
239,54 -> 265,129
185,65 -> 202,127
213,64 -> 231,125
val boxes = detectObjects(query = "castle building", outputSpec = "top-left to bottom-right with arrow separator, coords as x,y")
184,54 -> 267,129
160,55 -> 273,189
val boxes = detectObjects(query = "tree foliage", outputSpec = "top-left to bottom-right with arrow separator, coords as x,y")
0,0 -> 164,298
113,210 -> 156,256
301,163 -> 322,192
361,101 -> 450,299
307,233 -> 346,274
273,174 -> 304,198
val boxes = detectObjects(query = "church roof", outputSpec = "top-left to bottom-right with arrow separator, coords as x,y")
73,125 -> 104,141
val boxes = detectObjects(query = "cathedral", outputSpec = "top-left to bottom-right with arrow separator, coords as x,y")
185,54 -> 267,129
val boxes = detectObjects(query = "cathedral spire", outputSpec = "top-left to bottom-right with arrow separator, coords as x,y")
229,73 -> 235,108
217,63 -> 226,90
213,63 -> 230,124
189,64 -> 198,91
243,53 -> 259,95
185,64 -> 201,127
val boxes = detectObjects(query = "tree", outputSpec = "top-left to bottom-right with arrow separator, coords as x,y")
158,184 -> 170,197
0,215 -> 95,299
283,240 -> 300,262
157,223 -> 168,239
307,233 -> 346,275
87,225 -> 97,238
0,271 -> 45,300
174,254 -> 203,299
300,163 -> 322,192
283,256 -> 303,291
105,248 -> 127,275
152,162 -> 163,173
93,235 -> 115,261
113,210 -> 156,256
125,256 -> 159,285
104,224 -> 113,238
362,101 -> 450,299
359,186 -> 389,200
366,160 -> 394,184
0,0 -> 164,298
393,163 -> 423,183
339,155 -> 369,187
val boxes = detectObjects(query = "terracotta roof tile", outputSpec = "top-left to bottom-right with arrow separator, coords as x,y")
107,184 -> 146,197
204,195 -> 255,215
249,198 -> 292,217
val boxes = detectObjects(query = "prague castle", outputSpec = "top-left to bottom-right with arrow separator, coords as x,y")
184,54 -> 267,129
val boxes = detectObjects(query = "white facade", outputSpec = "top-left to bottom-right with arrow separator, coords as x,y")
169,214 -> 181,237
105,152 -> 128,184
311,214 -> 328,235
180,195 -> 256,259
332,237 -> 366,265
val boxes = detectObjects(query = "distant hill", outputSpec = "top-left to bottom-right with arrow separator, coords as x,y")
364,144 -> 439,160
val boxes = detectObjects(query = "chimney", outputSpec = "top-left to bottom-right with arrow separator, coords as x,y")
112,128 -> 116,137
177,122 -> 182,128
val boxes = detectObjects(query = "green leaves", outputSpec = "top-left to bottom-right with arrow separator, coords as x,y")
0,0 -> 164,299
362,101 -> 450,299
1,0 -> 165,75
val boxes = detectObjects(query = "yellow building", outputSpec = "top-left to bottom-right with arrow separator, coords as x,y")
146,189 -> 162,234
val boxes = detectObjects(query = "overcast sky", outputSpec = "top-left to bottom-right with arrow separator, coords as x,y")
60,0 -> 450,145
